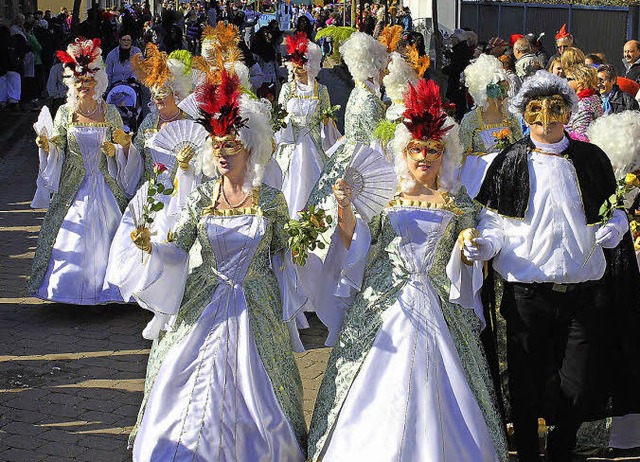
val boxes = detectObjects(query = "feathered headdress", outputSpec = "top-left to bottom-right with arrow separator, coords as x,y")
405,44 -> 430,78
378,24 -> 403,53
131,43 -> 170,89
56,37 -> 103,77
555,23 -> 571,40
201,23 -> 240,49
284,32 -> 309,66
402,79 -> 452,141
195,69 -> 247,137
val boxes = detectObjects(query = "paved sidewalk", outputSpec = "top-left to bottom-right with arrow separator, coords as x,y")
0,120 -> 330,461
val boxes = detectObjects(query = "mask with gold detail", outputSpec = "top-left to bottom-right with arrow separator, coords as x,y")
401,79 -> 453,159
523,95 -> 570,131
56,37 -> 103,77
195,69 -> 248,154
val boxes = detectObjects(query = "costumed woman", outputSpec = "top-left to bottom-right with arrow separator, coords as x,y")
275,31 -> 338,217
307,31 -> 388,209
458,53 -> 522,199
104,44 -> 200,327
28,38 -> 143,304
307,79 -> 507,462
128,69 -> 307,461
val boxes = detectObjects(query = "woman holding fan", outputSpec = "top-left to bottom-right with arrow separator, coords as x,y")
308,79 -> 507,462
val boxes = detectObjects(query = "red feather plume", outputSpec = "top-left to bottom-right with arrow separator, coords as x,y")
402,79 -> 453,141
195,70 -> 246,136
284,32 -> 309,66
56,37 -> 102,77
555,23 -> 570,40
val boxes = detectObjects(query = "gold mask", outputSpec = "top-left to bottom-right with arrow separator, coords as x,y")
405,139 -> 445,162
151,85 -> 172,101
212,134 -> 244,157
523,95 -> 570,131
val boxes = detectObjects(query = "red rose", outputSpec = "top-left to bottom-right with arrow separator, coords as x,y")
153,162 -> 167,174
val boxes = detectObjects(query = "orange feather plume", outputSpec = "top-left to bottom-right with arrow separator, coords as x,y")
378,25 -> 403,53
131,43 -> 170,89
406,44 -> 430,78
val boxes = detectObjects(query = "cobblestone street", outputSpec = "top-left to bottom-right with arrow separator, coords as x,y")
0,121 -> 330,461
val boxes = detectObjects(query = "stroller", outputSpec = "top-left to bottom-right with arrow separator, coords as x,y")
105,80 -> 144,134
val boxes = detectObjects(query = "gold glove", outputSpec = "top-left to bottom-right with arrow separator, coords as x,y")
131,226 -> 152,253
176,145 -> 195,170
101,141 -> 116,157
36,135 -> 49,153
113,128 -> 133,148
458,228 -> 480,266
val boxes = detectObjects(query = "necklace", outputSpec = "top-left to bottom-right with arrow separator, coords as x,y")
221,181 -> 250,209
159,108 -> 182,122
77,100 -> 101,118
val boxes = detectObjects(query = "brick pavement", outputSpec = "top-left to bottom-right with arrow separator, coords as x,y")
0,120 -> 330,461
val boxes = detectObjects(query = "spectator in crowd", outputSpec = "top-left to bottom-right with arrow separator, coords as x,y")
560,46 -> 586,71
585,53 -> 606,67
45,56 -> 66,115
547,55 -> 564,78
525,32 -> 548,68
296,14 -> 314,40
400,6 -> 412,33
498,53 -> 522,97
24,18 -> 43,110
565,64 -> 604,139
105,34 -> 142,86
206,1 -> 218,26
597,63 -> 639,114
623,40 -> 640,83
513,37 -> 541,80
251,26 -> 278,100
185,9 -> 202,54
555,23 -> 574,55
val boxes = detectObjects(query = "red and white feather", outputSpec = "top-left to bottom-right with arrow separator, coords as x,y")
284,32 -> 309,66
402,79 -> 453,141
55,37 -> 102,76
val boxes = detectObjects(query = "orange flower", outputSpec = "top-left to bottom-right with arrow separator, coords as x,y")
492,129 -> 511,139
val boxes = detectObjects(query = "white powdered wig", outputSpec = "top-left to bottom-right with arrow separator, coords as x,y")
64,61 -> 108,110
391,117 -> 463,194
199,95 -> 274,193
587,110 -> 640,177
464,54 -> 508,110
383,52 -> 418,101
341,31 -> 388,83
166,58 -> 194,102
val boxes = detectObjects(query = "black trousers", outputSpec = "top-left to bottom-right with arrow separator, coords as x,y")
502,281 -> 608,462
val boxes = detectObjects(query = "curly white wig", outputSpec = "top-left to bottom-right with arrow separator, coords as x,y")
200,95 -> 274,193
390,117 -> 463,194
341,31 -> 388,83
286,41 -> 322,82
464,54 -> 508,110
510,70 -> 578,115
166,58 -> 194,102
64,60 -> 109,110
383,52 -> 418,101
587,110 -> 640,177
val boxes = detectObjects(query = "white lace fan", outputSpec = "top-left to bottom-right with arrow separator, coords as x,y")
177,93 -> 199,120
153,119 -> 208,157
343,143 -> 398,222
33,106 -> 53,137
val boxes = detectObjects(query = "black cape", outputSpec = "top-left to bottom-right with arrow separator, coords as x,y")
476,135 -> 640,420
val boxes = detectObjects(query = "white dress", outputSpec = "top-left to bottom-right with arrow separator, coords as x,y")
131,192 -> 306,461
104,128 -> 202,304
318,207 -> 499,461
33,123 -> 142,304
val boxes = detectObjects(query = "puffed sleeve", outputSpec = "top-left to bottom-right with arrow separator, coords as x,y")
107,105 -> 144,198
40,104 -> 69,194
319,84 -> 341,151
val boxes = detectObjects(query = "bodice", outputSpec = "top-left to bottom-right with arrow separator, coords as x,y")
69,126 -> 108,176
386,207 -> 454,275
204,214 -> 267,287
286,90 -> 320,128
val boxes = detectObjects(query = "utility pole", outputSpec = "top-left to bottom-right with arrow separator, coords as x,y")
432,0 -> 444,74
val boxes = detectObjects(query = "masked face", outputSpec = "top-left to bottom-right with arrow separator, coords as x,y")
405,139 -> 445,162
523,95 -> 570,133
293,63 -> 308,83
212,134 -> 245,158
151,85 -> 172,101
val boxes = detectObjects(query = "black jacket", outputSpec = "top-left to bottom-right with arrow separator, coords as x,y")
625,61 -> 640,83
607,84 -> 639,113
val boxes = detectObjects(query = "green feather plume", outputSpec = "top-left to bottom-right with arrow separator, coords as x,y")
373,119 -> 398,143
315,26 -> 357,57
168,50 -> 193,74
